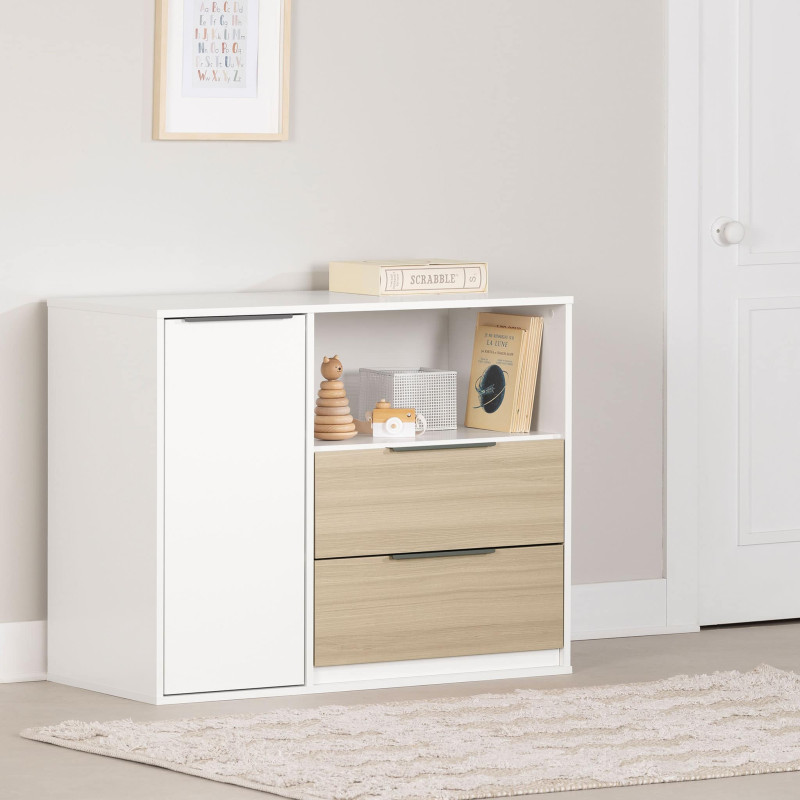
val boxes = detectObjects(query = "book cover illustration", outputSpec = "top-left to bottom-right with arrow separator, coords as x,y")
464,325 -> 526,432
475,312 -> 543,432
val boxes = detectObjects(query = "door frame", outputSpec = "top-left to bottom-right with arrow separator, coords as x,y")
664,0 -> 702,630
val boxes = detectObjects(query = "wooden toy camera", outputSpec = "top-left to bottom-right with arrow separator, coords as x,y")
369,400 -> 427,439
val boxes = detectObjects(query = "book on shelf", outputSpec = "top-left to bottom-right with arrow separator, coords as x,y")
329,259 -> 488,296
464,313 -> 544,434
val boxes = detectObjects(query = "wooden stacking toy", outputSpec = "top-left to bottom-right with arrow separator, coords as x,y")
314,355 -> 358,441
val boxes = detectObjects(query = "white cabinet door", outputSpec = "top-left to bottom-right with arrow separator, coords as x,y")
699,0 -> 800,624
164,315 -> 306,695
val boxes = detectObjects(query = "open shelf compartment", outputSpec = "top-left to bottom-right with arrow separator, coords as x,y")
311,303 -> 569,451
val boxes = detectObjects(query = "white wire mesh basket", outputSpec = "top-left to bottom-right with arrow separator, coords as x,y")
356,368 -> 458,431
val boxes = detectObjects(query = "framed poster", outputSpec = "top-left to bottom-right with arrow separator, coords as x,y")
153,0 -> 291,140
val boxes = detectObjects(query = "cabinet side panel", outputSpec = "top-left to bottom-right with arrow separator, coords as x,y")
48,308 -> 158,700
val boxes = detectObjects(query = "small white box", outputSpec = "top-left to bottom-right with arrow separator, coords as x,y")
356,368 -> 457,431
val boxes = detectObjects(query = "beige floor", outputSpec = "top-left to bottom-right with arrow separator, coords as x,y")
3,622 -> 800,799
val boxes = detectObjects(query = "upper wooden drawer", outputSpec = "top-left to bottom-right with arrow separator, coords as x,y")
315,440 -> 564,559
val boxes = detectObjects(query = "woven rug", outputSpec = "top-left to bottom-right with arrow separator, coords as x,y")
20,665 -> 800,799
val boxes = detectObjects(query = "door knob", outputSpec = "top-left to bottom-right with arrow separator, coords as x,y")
711,217 -> 745,246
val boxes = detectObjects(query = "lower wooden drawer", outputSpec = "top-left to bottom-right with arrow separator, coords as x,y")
314,544 -> 564,667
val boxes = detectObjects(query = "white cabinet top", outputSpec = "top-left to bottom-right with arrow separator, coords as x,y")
47,289 -> 573,318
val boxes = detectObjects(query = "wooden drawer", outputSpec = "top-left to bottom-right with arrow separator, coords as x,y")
314,544 -> 564,667
315,440 -> 564,559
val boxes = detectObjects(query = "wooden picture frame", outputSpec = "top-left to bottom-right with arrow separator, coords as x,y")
153,0 -> 291,141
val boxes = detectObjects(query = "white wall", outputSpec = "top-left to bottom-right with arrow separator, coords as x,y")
0,0 -> 666,624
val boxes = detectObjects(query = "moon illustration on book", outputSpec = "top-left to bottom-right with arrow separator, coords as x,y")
474,364 -> 507,414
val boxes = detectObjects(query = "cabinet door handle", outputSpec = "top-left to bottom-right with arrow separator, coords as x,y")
180,314 -> 296,322
388,442 -> 497,453
391,548 -> 496,560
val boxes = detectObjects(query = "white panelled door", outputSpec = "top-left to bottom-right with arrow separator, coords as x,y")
700,0 -> 800,624
164,315 -> 306,694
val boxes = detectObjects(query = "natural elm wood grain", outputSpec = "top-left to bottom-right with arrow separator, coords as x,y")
314,545 -> 564,666
315,441 -> 564,558
314,431 -> 358,441
152,0 -> 168,140
314,424 -> 357,434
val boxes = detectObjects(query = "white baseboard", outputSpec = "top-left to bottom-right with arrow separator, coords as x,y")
571,579 -> 698,641
0,620 -> 47,683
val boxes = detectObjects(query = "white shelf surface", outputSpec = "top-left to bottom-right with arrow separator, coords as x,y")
47,288 -> 573,319
313,426 -> 563,452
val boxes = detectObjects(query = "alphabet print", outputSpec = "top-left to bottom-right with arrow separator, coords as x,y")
182,0 -> 260,98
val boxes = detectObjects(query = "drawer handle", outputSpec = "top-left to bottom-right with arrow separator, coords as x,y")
180,314 -> 295,322
391,548 -> 496,560
388,442 -> 497,453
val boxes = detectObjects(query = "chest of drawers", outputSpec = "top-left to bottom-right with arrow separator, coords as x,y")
47,289 -> 572,703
